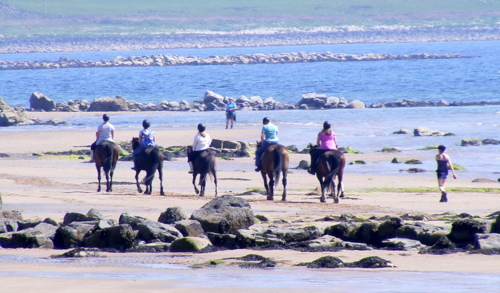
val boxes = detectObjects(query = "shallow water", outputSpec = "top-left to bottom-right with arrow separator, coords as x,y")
0,254 -> 498,292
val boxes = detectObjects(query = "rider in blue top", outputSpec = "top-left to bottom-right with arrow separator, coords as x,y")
132,119 -> 156,170
255,117 -> 279,171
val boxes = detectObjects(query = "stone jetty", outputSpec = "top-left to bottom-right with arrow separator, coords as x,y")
0,52 -> 468,70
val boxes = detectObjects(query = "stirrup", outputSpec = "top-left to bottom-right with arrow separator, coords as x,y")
307,169 -> 315,175
255,167 -> 261,172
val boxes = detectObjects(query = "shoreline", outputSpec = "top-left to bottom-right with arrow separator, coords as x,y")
0,26 -> 498,55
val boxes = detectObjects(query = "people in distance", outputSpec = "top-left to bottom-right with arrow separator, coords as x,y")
225,97 -> 237,129
435,145 -> 457,202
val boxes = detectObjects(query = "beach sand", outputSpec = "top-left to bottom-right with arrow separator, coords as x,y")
0,112 -> 499,292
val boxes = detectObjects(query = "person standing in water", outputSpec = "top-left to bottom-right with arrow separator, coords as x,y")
436,145 -> 457,202
225,97 -> 237,129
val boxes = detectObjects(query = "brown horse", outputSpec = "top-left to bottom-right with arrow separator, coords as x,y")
132,137 -> 165,195
94,140 -> 119,192
309,144 -> 345,203
187,146 -> 218,197
257,142 -> 289,201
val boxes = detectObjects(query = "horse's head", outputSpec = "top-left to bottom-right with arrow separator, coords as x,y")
131,137 -> 140,150
308,143 -> 319,154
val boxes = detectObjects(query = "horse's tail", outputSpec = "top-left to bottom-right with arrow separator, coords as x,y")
273,146 -> 284,187
145,148 -> 160,184
200,151 -> 216,181
103,143 -> 114,172
325,153 -> 341,190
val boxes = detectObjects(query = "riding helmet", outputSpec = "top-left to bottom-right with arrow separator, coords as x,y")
323,121 -> 331,130
263,117 -> 270,123
142,119 -> 150,129
197,123 -> 206,132
102,114 -> 110,121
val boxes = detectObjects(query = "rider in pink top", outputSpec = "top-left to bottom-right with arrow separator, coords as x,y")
308,121 -> 337,175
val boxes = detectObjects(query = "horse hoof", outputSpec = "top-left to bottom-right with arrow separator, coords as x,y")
320,197 -> 326,203
267,196 -> 274,201
340,193 -> 345,198
160,192 -> 165,196
334,198 -> 339,204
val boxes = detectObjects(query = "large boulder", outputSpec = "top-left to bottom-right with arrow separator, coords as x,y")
169,236 -> 212,252
461,137 -> 482,146
174,220 -> 205,237
53,221 -> 97,248
448,219 -> 488,246
83,224 -> 135,251
190,195 -> 254,234
135,220 -> 182,243
29,92 -> 56,111
88,96 -> 129,111
475,233 -> 500,251
346,100 -> 365,109
0,228 -> 54,249
158,207 -> 188,224
296,93 -> 328,109
0,97 -> 28,126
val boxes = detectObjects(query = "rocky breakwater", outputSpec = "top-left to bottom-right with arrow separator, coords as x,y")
0,52 -> 469,70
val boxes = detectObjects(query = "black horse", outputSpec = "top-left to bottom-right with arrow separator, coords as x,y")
132,137 -> 165,195
94,140 -> 119,192
187,146 -> 218,197
257,141 -> 289,201
309,144 -> 345,203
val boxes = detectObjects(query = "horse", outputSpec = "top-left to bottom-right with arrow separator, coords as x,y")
132,137 -> 165,195
308,144 -> 346,203
186,145 -> 218,197
94,140 -> 119,192
257,142 -> 289,201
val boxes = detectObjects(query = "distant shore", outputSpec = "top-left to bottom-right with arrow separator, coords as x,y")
0,26 -> 498,54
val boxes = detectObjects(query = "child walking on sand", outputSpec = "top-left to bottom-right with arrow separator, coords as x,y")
436,145 -> 457,202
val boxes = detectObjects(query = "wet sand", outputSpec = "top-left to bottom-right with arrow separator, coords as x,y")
0,112 -> 499,292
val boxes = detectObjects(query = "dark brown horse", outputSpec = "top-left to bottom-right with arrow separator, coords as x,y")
257,142 -> 289,201
309,144 -> 346,203
132,137 -> 165,195
94,140 -> 119,192
187,145 -> 218,197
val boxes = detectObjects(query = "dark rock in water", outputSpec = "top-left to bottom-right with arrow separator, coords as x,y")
158,206 -> 188,224
88,96 -> 129,111
52,247 -> 102,258
405,159 -> 423,164
233,254 -> 277,268
414,127 -> 444,136
482,139 -> 500,145
190,195 -> 254,234
304,256 -> 345,268
461,137 -> 482,146
406,168 -> 427,173
83,224 -> 135,251
347,256 -> 393,268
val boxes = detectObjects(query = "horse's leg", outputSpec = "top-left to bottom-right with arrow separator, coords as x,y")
96,166 -> 102,192
262,172 -> 271,200
337,173 -> 345,198
268,172 -> 275,201
281,171 -> 287,202
331,180 -> 339,204
158,165 -> 165,196
108,168 -> 114,192
199,173 -> 206,197
192,173 -> 199,195
212,168 -> 218,197
135,171 -> 143,193
317,175 -> 326,203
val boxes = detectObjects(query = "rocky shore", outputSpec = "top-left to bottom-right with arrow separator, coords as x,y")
1,91 -> 499,127
1,195 -> 499,258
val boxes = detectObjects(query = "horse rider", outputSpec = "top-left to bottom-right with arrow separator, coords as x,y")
131,119 -> 156,170
90,114 -> 115,161
225,97 -> 237,129
255,117 -> 279,172
308,121 -> 337,175
188,123 -> 212,173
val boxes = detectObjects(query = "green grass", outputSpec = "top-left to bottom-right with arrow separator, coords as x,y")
2,0 -> 498,36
